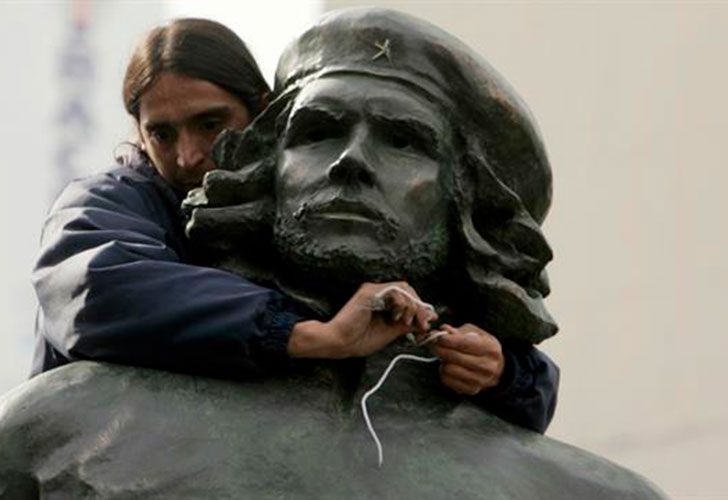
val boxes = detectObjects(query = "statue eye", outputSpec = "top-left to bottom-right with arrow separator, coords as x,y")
287,121 -> 345,147
304,124 -> 342,144
285,109 -> 347,148
387,132 -> 411,149
378,119 -> 437,158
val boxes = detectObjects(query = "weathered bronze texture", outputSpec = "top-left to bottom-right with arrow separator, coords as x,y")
185,7 -> 557,344
0,361 -> 666,499
0,8 -> 667,499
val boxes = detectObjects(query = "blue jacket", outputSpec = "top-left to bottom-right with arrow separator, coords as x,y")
32,158 -> 559,432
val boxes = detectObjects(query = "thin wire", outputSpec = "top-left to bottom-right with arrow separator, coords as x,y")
360,330 -> 449,467
361,354 -> 438,467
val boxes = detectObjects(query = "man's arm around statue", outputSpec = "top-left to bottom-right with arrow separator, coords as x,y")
31,160 -> 305,380
32,160 -> 557,432
31,15 -> 559,435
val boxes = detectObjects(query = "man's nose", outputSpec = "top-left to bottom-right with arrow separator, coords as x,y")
176,131 -> 207,169
327,128 -> 377,188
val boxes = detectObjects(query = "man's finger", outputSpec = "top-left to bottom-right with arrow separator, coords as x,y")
441,362 -> 500,393
440,362 -> 485,386
401,301 -> 417,327
393,281 -> 421,303
436,329 -> 495,356
415,305 -> 436,332
384,292 -> 405,322
432,345 -> 495,374
440,368 -> 481,395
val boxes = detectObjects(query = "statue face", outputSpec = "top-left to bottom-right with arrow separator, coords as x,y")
273,74 -> 453,284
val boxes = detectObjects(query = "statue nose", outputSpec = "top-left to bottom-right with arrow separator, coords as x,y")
327,130 -> 377,188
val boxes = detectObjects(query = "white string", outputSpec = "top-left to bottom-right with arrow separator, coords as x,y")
361,354 -> 438,467
360,330 -> 449,467
412,330 -> 449,347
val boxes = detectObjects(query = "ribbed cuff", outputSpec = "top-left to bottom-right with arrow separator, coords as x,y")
475,344 -> 533,401
252,292 -> 309,370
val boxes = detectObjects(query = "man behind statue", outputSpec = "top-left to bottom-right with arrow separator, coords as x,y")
186,6 -> 559,431
29,15 -> 557,433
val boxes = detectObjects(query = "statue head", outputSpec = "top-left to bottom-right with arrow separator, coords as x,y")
186,8 -> 557,343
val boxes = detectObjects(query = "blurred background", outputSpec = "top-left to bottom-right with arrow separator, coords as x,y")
1,1 -> 726,498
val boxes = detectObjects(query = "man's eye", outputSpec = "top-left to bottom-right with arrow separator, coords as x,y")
150,128 -> 174,143
201,119 -> 223,132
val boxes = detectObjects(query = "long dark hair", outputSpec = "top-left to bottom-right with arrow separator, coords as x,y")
123,18 -> 270,120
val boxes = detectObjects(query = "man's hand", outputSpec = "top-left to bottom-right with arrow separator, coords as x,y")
288,282 -> 437,359
431,324 -> 505,396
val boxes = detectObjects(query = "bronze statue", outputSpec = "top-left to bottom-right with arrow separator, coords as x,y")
0,8 -> 666,499
186,6 -> 556,344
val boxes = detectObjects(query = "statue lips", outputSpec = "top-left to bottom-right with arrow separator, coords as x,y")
306,198 -> 398,230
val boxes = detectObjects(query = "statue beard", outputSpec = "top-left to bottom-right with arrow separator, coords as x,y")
272,211 -> 451,310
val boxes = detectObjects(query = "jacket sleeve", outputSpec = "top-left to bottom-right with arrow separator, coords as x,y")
32,173 -> 305,379
470,342 -> 560,434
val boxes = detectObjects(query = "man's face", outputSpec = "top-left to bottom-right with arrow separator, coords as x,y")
274,74 -> 452,283
138,72 -> 251,193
